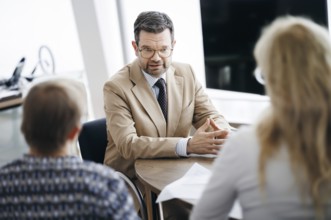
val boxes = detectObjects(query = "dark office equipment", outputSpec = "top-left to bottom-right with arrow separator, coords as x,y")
3,57 -> 25,90
200,0 -> 328,95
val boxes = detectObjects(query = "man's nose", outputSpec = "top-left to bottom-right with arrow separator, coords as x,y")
151,50 -> 161,61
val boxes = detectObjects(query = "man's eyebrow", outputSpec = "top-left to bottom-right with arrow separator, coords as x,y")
140,45 -> 151,49
140,45 -> 170,49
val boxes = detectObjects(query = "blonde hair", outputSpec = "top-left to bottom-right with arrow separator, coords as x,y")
254,16 -> 331,218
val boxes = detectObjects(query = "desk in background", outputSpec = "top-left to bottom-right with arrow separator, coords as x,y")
0,90 -> 22,111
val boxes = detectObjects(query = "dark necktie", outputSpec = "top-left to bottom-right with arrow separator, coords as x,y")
155,78 -> 167,121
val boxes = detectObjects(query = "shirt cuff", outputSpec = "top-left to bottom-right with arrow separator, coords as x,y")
175,138 -> 190,157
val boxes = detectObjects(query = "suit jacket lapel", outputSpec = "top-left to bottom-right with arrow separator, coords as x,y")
130,60 -> 167,136
166,65 -> 183,136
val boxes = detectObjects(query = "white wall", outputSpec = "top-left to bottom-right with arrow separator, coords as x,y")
71,0 -> 115,119
0,0 -> 84,78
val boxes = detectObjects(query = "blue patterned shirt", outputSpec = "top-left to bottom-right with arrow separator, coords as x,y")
0,154 -> 140,220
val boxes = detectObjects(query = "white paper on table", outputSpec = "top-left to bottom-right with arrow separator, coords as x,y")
156,163 -> 211,203
156,162 -> 243,219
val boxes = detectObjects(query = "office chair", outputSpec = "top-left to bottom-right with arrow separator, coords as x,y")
78,118 -> 147,220
78,118 -> 107,163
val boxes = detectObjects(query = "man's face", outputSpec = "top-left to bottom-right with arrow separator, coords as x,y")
132,29 -> 175,78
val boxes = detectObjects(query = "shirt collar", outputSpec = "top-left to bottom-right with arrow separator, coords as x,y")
142,70 -> 166,87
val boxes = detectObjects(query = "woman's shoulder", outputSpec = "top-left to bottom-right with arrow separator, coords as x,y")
220,125 -> 260,162
227,125 -> 259,149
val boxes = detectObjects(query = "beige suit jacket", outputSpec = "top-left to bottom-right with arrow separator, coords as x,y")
103,59 -> 230,178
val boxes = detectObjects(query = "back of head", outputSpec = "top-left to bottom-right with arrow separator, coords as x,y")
254,16 -> 331,218
254,16 -> 331,116
21,78 -> 86,154
134,11 -> 174,45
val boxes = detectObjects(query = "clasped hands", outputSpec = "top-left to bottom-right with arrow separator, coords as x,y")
187,118 -> 229,155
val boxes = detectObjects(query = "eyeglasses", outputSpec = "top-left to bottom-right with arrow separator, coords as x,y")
138,47 -> 173,59
254,67 -> 265,85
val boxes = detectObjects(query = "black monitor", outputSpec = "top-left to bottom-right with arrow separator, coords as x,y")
200,0 -> 328,95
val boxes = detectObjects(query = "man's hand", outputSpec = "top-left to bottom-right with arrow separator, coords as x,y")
209,118 -> 230,139
187,118 -> 229,155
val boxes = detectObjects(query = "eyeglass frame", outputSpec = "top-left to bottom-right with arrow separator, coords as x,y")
254,67 -> 265,85
138,47 -> 174,59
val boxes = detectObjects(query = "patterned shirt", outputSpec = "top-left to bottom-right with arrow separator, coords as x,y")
0,154 -> 140,220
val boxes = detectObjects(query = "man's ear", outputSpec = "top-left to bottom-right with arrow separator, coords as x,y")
132,41 -> 139,56
67,126 -> 81,140
172,40 -> 176,48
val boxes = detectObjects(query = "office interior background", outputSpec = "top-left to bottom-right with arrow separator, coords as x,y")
0,0 -> 330,164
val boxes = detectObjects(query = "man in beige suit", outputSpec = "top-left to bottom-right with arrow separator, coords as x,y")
104,10 -> 231,219
104,10 -> 231,179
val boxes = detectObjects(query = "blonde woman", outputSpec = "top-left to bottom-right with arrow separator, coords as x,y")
191,16 -> 331,220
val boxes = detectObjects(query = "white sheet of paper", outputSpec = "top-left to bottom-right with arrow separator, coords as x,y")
156,163 -> 211,203
156,162 -> 242,219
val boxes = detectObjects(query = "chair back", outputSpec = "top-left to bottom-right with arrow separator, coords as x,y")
78,118 -> 107,163
78,118 -> 147,220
